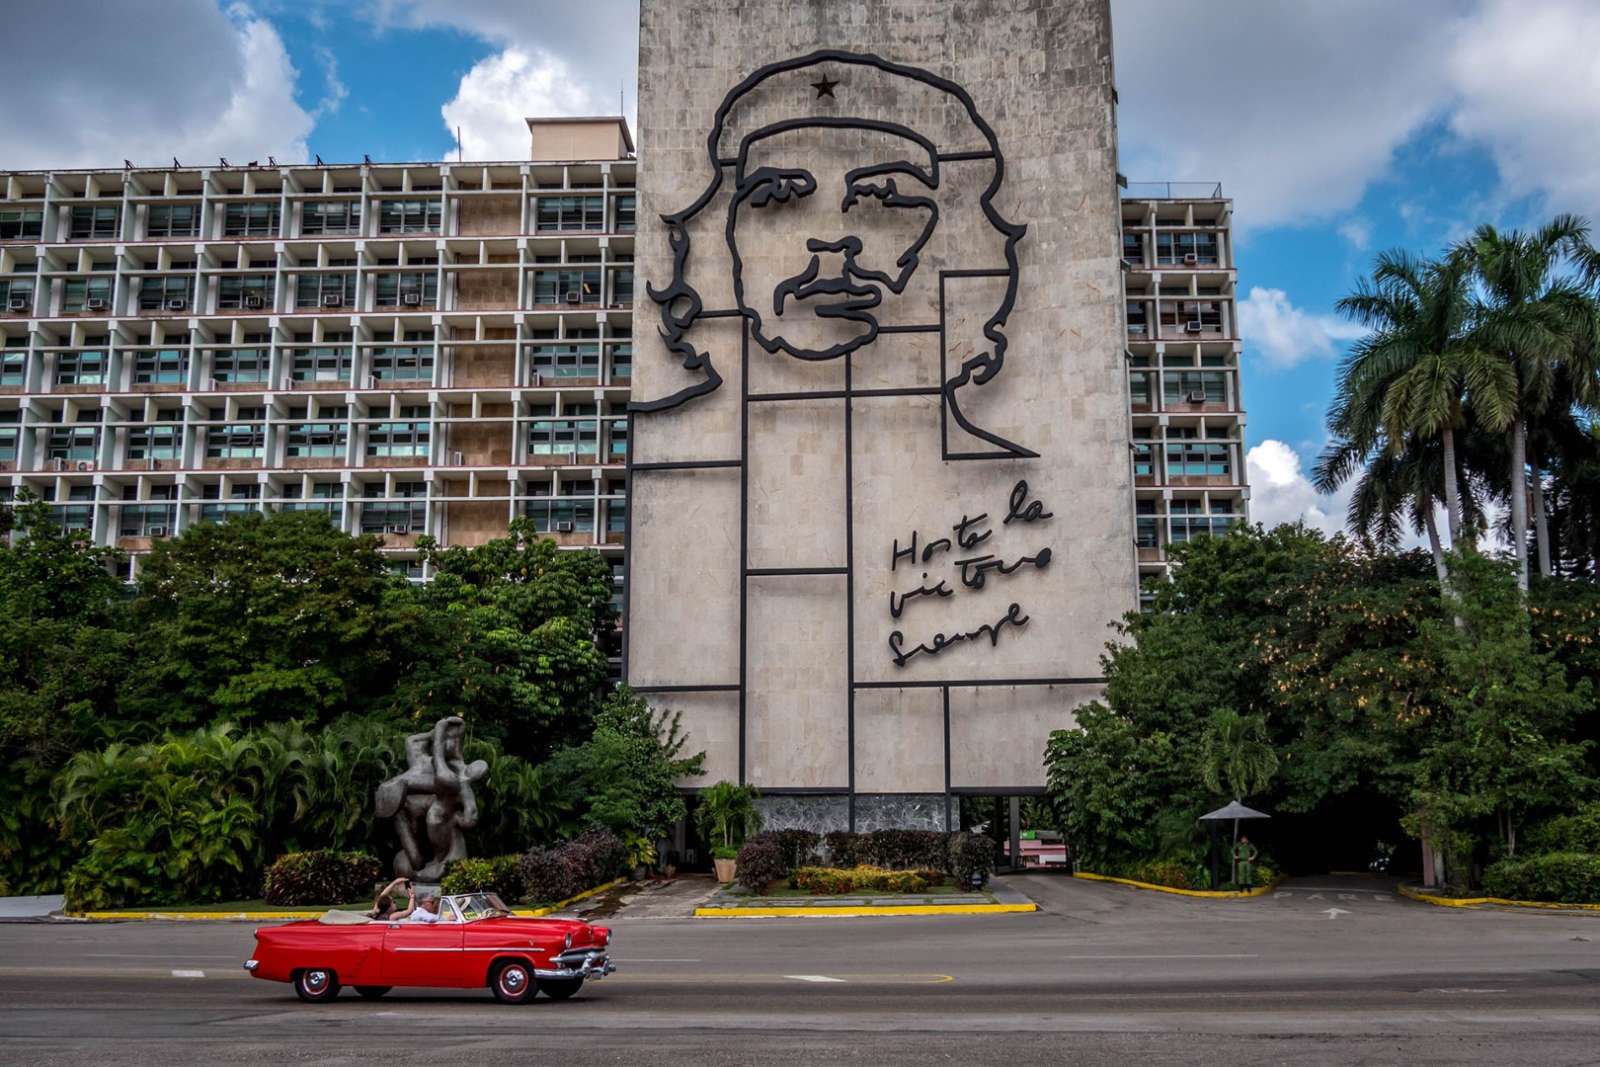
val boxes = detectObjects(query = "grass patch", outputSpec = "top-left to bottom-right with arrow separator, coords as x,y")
93,898 -> 371,913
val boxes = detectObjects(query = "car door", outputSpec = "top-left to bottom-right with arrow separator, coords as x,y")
380,919 -> 466,987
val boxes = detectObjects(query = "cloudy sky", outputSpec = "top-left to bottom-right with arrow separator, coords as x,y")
7,0 -> 1598,537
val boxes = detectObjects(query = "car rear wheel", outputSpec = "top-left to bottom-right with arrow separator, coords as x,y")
354,986 -> 392,999
293,968 -> 340,1003
490,960 -> 535,1004
537,977 -> 584,1001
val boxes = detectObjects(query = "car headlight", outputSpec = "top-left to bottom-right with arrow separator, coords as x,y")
564,931 -> 573,949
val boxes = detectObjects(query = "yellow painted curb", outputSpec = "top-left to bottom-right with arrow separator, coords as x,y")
694,902 -> 1038,918
1396,883 -> 1600,912
1072,870 -> 1277,899
77,877 -> 630,922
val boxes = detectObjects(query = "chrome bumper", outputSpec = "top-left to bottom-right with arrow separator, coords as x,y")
537,948 -> 614,980
243,959 -> 259,972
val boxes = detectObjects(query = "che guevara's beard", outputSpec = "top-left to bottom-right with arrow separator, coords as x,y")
750,254 -> 885,360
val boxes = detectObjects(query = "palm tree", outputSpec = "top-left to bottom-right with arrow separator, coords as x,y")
1199,709 -> 1278,802
1453,214 -> 1600,589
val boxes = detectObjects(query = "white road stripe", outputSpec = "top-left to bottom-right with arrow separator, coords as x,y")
170,969 -> 206,978
785,974 -> 846,982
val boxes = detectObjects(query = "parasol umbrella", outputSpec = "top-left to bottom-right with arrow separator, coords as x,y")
1198,800 -> 1271,889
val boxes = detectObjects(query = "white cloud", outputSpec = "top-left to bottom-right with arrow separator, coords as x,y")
1236,287 -> 1366,370
2,2 -> 313,168
363,0 -> 638,160
1338,218 -> 1373,251
441,48 -> 599,161
311,44 -> 348,118
1247,440 -> 1352,536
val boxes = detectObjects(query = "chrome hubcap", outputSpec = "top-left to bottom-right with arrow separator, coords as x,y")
502,968 -> 525,991
306,971 -> 328,991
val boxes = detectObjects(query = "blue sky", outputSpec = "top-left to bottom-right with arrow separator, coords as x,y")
8,0 -> 1599,534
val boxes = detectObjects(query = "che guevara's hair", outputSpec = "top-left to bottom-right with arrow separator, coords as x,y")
633,49 -> 1029,457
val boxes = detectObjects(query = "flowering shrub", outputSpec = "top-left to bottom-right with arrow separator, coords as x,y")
261,851 -> 380,906
441,855 -> 525,901
790,866 -> 945,895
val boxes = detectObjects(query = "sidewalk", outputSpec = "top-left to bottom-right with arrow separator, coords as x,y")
0,895 -> 63,921
694,877 -> 1038,918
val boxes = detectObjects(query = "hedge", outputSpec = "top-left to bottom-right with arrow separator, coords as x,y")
735,837 -> 787,893
1524,806 -> 1600,856
518,829 -> 629,905
1483,852 -> 1600,904
791,866 -> 946,895
440,855 -> 525,901
948,832 -> 996,888
262,851 -> 380,906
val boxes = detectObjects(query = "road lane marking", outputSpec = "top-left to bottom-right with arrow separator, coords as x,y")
1322,908 -> 1351,920
785,975 -> 846,982
171,969 -> 206,978
617,958 -> 703,963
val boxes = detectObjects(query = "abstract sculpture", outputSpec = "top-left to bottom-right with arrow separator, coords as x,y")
374,716 -> 489,881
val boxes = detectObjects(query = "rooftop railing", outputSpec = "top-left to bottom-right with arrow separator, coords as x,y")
1121,181 -> 1224,201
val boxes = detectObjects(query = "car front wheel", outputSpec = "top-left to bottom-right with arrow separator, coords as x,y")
491,960 -> 535,1005
537,977 -> 584,1001
354,986 -> 392,999
293,968 -> 340,1003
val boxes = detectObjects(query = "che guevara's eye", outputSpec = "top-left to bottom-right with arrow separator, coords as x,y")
745,170 -> 815,208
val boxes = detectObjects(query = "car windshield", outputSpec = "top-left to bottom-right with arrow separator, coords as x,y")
448,892 -> 511,922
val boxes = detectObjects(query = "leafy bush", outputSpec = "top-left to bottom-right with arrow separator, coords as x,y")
948,832 -> 996,888
751,829 -> 820,871
1483,852 -> 1600,903
1524,806 -> 1600,856
1121,860 -> 1196,890
518,830 -> 628,905
735,837 -> 787,894
823,831 -> 863,868
857,830 -> 950,870
790,866 -> 945,895
261,851 -> 380,907
441,855 -> 524,901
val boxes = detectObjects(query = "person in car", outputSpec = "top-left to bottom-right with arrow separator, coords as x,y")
368,877 -> 417,921
407,893 -> 444,923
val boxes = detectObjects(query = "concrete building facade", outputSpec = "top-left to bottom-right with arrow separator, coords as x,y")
626,0 -> 1144,830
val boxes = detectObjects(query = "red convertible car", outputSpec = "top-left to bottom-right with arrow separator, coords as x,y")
244,892 -> 614,1004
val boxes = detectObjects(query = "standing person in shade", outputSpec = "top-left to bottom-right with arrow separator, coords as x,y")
1233,835 -> 1259,890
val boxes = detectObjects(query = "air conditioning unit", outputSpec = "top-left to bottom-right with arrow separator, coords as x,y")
1183,253 -> 1199,265
85,298 -> 107,311
244,294 -> 265,309
321,294 -> 343,308
6,298 -> 27,312
165,297 -> 187,311
76,460 -> 96,472
451,450 -> 464,465
1186,390 -> 1208,404
1185,321 -> 1204,333
51,457 -> 66,471
147,526 -> 168,538
555,520 -> 576,533
400,290 -> 423,306
387,524 -> 411,534
564,291 -> 581,304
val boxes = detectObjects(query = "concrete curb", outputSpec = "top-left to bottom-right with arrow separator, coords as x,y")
1072,871 -> 1277,899
1396,883 -> 1600,912
71,877 -> 628,922
693,901 -> 1038,918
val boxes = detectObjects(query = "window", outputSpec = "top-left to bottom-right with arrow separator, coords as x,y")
1159,300 -> 1223,331
146,204 -> 198,238
524,496 -> 594,533
360,481 -> 426,532
0,410 -> 18,461
534,196 -> 604,232
609,266 -> 633,304
372,271 -> 437,308
376,199 -> 441,234
206,408 -> 265,459
127,421 -> 182,460
1,350 -> 24,386
217,274 -> 274,310
370,345 -> 434,382
1,277 -> 35,311
286,411 -> 348,458
223,202 -> 280,237
609,343 -> 631,382
301,201 -> 360,236
138,275 -> 194,310
532,269 -> 600,305
606,417 -> 627,461
280,481 -> 342,515
529,343 -> 600,383
1125,300 -> 1148,336
295,272 -> 352,308
614,194 -> 636,232
133,349 -> 187,384
1135,499 -> 1159,549
1166,440 -> 1232,479
0,209 -> 43,241
55,349 -> 107,386
526,403 -> 598,456
69,205 -> 120,240
1122,232 -> 1144,264
54,485 -> 96,531
118,486 -> 177,537
1128,371 -> 1153,408
289,345 -> 353,383
48,420 -> 100,460
366,406 -> 430,458
199,483 -> 260,523
1163,370 -> 1227,407
1155,231 -> 1220,266
210,347 -> 269,384
63,276 -> 114,313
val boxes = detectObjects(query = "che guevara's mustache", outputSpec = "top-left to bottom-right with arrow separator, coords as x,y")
773,255 -> 882,317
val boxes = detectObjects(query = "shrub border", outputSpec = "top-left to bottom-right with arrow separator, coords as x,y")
694,901 -> 1037,918
1073,870 -> 1278,899
1396,882 -> 1600,911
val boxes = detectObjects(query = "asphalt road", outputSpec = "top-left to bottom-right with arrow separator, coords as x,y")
3,874 -> 1599,1066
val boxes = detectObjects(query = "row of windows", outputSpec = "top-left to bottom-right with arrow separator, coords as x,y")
1,196 -> 637,243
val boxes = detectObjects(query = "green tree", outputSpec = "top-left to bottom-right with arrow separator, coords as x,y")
1198,709 -> 1278,800
693,781 -> 762,856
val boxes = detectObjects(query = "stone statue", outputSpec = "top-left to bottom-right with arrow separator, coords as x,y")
374,715 -> 489,881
